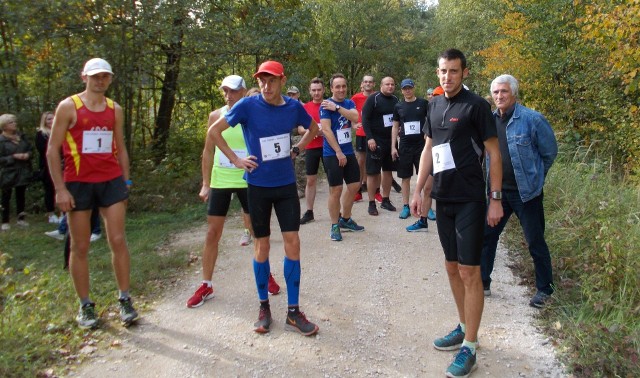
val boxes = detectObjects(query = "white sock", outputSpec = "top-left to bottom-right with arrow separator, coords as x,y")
202,280 -> 212,287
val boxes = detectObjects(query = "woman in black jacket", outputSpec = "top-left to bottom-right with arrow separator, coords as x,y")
35,111 -> 60,224
0,113 -> 33,231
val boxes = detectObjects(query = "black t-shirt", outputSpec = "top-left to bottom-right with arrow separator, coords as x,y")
362,92 -> 399,142
393,97 -> 428,149
424,88 -> 496,202
496,107 -> 518,191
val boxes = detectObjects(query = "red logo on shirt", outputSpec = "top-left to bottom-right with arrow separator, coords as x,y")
449,117 -> 459,122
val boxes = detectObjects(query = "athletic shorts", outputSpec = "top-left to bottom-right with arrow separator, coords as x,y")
365,142 -> 395,175
304,147 -> 324,176
396,145 -> 424,179
248,183 -> 300,238
66,176 -> 128,211
435,201 -> 486,265
324,154 -> 360,187
207,187 -> 249,216
355,136 -> 367,153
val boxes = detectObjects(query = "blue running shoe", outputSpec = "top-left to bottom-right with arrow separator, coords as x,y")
406,218 -> 428,232
433,324 -> 465,350
427,208 -> 436,221
399,205 -> 411,219
339,217 -> 365,232
330,224 -> 342,241
446,346 -> 477,377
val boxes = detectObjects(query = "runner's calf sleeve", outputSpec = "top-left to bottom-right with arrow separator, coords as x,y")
253,259 -> 270,301
284,257 -> 301,306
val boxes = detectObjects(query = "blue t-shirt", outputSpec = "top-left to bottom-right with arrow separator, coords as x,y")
225,95 -> 312,187
320,98 -> 356,157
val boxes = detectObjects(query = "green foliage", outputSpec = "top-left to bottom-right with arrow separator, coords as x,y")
0,205 -> 203,377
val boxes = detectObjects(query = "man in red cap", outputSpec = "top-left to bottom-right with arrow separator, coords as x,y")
207,60 -> 320,336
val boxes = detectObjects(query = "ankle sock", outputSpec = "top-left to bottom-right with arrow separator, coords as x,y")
462,339 -> 478,355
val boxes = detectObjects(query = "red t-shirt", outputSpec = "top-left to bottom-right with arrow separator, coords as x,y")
63,95 -> 122,183
303,101 -> 323,150
351,92 -> 368,137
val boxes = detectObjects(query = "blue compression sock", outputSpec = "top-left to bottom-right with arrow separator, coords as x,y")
253,259 -> 270,301
283,257 -> 301,306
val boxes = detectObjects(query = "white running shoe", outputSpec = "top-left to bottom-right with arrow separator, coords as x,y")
239,229 -> 252,246
90,233 -> 101,242
45,230 -> 65,241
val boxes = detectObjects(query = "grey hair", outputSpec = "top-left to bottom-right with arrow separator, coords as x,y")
491,74 -> 519,97
0,113 -> 17,131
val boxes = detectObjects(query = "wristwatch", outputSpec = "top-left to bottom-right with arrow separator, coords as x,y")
335,104 -> 341,111
490,191 -> 503,200
292,146 -> 300,156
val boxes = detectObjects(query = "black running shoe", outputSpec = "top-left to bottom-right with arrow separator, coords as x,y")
368,201 -> 378,216
119,297 -> 139,326
380,198 -> 396,211
392,179 -> 402,193
285,310 -> 319,336
254,305 -> 272,333
300,210 -> 314,225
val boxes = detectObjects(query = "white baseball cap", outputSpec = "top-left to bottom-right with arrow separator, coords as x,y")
83,58 -> 113,76
219,75 -> 246,90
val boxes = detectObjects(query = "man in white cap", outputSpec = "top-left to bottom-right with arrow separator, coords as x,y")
48,58 -> 138,329
187,75 -> 281,308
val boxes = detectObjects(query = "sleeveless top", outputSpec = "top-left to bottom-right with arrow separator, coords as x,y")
63,95 -> 122,183
211,106 -> 248,189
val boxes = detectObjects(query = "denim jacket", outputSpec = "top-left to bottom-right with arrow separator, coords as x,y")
488,103 -> 557,203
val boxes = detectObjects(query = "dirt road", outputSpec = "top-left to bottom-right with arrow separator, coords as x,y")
71,181 -> 564,377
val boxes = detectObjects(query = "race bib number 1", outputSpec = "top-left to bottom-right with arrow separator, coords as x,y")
82,130 -> 113,154
259,133 -> 290,161
432,143 -> 456,174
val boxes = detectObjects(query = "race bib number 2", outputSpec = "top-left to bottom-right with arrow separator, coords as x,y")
82,130 -> 113,154
432,143 -> 456,174
259,133 -> 290,161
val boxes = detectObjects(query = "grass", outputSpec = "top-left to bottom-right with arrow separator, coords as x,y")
500,147 -> 640,377
0,202 -> 205,377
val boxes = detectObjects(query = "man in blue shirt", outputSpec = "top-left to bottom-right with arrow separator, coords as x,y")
481,74 -> 558,308
207,60 -> 320,336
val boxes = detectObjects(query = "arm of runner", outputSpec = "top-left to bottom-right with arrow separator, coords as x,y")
113,103 -> 130,187
391,120 -> 400,161
200,109 -> 221,202
208,116 -> 258,172
484,136 -> 504,227
47,98 -> 75,212
294,119 -> 320,151
410,136 -> 433,218
320,118 -> 346,167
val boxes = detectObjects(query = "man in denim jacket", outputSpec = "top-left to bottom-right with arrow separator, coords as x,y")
481,74 -> 558,308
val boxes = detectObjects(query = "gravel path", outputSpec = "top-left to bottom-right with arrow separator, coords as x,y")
71,180 -> 565,377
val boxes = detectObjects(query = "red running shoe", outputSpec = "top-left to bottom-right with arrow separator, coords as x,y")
186,283 -> 214,308
268,273 -> 281,295
375,192 -> 383,203
353,192 -> 363,202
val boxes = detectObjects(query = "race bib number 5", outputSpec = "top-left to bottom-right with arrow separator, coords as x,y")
82,130 -> 113,154
432,143 -> 456,174
259,133 -> 290,161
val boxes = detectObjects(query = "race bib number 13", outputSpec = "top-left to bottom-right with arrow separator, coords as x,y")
259,133 -> 290,161
82,130 -> 113,154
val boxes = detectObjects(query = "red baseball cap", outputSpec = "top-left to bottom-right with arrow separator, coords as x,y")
253,60 -> 285,78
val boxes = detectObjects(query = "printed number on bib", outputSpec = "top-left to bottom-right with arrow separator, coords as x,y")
219,149 -> 248,168
82,130 -> 113,154
383,114 -> 394,127
432,143 -> 456,174
404,121 -> 420,135
337,128 -> 352,144
259,133 -> 290,161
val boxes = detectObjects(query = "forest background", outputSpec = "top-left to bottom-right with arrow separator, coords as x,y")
1,0 -> 638,377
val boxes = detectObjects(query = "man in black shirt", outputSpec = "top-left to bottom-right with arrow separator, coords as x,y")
410,49 -> 503,378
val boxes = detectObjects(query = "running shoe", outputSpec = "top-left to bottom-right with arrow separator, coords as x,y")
433,324 -> 465,351
399,205 -> 411,219
530,291 -> 551,308
1,223 -> 9,231
427,208 -> 437,221
353,192 -> 363,202
239,229 -> 252,246
392,179 -> 402,193
446,346 -> 477,378
368,202 -> 378,216
330,224 -> 343,241
76,302 -> 98,329
406,218 -> 428,232
300,210 -> 315,225
339,217 -> 365,232
268,273 -> 281,295
483,283 -> 491,297
45,230 -> 65,240
90,233 -> 101,243
48,214 -> 60,224
380,198 -> 396,211
285,310 -> 319,336
118,297 -> 139,326
187,283 -> 214,308
254,305 -> 272,333
374,191 -> 383,203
